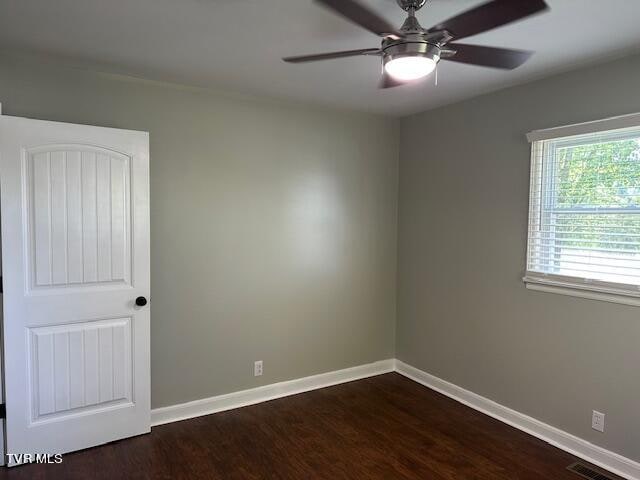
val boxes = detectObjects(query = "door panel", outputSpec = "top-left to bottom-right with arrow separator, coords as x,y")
0,116 -> 150,462
29,317 -> 132,423
25,145 -> 131,291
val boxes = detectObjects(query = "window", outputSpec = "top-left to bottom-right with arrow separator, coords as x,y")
524,114 -> 640,305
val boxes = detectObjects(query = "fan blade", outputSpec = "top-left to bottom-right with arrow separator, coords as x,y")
283,48 -> 380,63
428,0 -> 548,40
379,72 -> 405,89
315,0 -> 401,38
442,43 -> 533,69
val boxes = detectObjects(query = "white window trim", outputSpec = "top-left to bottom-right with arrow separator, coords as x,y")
524,112 -> 640,306
526,112 -> 640,142
523,275 -> 640,307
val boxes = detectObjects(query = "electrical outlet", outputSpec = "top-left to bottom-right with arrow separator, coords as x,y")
254,360 -> 263,377
592,410 -> 605,432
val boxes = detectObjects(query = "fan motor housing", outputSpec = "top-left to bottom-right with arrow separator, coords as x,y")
396,0 -> 428,12
382,41 -> 441,68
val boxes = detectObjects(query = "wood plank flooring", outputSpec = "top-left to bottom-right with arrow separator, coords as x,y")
0,373 -> 621,479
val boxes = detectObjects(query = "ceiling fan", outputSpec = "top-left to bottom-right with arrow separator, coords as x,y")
283,0 -> 549,88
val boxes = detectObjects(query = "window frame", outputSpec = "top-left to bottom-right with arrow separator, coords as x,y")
523,113 -> 640,306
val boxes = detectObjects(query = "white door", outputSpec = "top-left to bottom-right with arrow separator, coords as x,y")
0,116 -> 150,461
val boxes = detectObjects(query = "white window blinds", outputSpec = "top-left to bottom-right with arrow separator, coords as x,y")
525,121 -> 640,298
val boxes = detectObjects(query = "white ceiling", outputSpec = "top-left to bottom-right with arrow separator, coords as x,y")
1,0 -> 640,116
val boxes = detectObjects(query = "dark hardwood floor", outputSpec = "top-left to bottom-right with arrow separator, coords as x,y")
0,373 -> 620,479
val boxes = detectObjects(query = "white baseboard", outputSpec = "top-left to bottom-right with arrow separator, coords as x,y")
395,360 -> 640,480
151,359 -> 395,427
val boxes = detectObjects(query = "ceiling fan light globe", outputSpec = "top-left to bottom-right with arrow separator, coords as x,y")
384,56 -> 436,81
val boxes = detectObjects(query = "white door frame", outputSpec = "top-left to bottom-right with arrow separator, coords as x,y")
0,100 -> 5,466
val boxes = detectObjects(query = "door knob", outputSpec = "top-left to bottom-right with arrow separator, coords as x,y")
135,296 -> 148,307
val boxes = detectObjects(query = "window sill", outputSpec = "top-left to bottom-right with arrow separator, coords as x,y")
523,275 -> 640,307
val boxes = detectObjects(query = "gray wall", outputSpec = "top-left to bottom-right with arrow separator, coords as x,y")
397,52 -> 640,461
0,53 -> 399,408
